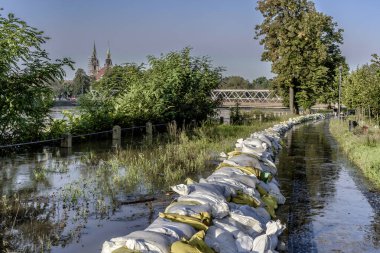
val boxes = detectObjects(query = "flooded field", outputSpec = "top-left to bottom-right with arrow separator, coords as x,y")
0,132 -> 215,253
2,120 -> 379,253
277,121 -> 380,252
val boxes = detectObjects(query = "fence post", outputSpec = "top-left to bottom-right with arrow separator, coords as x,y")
112,125 -> 121,148
113,125 -> 121,140
146,122 -> 153,144
61,133 -> 72,148
259,114 -> 262,122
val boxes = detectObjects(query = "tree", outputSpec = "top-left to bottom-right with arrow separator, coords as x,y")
0,10 -> 73,144
255,0 -> 344,113
218,76 -> 250,89
72,68 -> 91,96
114,47 -> 224,124
252,76 -> 272,89
343,55 -> 380,117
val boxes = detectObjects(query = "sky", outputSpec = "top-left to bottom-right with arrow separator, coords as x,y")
1,0 -> 380,80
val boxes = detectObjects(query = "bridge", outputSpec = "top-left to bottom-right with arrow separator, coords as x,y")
211,89 -> 285,108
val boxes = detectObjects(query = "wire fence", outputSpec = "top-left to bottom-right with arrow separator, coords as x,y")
0,122 -> 169,150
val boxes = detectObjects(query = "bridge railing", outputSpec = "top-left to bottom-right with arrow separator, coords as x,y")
211,89 -> 283,104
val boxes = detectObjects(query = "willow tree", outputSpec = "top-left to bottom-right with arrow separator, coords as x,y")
255,0 -> 344,113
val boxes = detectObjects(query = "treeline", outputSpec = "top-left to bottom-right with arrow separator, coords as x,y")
342,54 -> 380,117
218,76 -> 272,90
60,47 -> 223,135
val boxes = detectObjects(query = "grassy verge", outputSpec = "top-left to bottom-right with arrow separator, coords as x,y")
329,119 -> 380,189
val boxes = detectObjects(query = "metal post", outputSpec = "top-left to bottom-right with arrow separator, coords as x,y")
338,65 -> 342,119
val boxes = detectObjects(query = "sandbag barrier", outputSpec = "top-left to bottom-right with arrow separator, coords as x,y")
102,114 -> 326,253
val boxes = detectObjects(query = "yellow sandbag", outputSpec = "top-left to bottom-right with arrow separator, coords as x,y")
171,231 -> 215,253
112,246 -> 140,253
256,184 -> 268,196
262,195 -> 278,219
230,191 -> 261,208
159,212 -> 211,231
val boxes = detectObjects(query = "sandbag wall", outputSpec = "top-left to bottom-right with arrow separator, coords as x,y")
102,114 -> 325,253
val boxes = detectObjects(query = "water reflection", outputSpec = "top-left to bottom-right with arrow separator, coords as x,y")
0,135 -> 195,252
277,121 -> 380,252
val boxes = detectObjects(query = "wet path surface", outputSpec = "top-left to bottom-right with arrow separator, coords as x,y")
277,121 -> 380,253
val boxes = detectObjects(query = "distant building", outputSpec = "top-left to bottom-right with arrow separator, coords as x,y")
88,42 -> 113,80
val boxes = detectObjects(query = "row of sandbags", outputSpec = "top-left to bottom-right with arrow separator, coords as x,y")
102,113 -> 325,253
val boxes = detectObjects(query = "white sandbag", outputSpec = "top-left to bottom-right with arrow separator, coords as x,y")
205,175 -> 260,199
228,203 -> 271,226
213,216 -> 263,238
205,226 -> 239,253
144,217 -> 196,240
101,240 -> 124,253
236,235 -> 255,252
212,167 -> 258,188
108,231 -> 174,253
171,182 -> 231,199
252,234 -> 271,252
251,220 -> 286,252
229,212 -> 264,235
177,192 -> 229,219
165,201 -> 212,216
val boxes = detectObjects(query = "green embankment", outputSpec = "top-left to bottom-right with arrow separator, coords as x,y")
329,119 -> 380,189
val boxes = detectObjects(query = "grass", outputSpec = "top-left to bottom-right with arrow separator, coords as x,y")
89,116 -> 292,193
329,119 -> 380,189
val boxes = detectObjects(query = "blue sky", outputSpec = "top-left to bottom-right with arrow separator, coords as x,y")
1,0 -> 380,80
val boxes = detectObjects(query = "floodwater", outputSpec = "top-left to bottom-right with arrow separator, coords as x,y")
277,121 -> 380,252
2,120 -> 380,253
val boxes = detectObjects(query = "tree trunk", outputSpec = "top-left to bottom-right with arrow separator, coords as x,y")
289,86 -> 296,114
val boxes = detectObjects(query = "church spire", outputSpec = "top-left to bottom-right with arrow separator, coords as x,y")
88,41 -> 99,76
105,42 -> 113,68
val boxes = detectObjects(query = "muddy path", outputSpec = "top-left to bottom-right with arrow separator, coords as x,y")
276,121 -> 380,253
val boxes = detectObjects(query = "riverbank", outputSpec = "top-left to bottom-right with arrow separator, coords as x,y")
329,119 -> 380,189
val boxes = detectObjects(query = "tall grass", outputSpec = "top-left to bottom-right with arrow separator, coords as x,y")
330,119 -> 380,189
95,116 -> 291,193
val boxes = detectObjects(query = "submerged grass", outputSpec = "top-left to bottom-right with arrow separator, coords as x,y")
330,119 -> 380,189
98,116 -> 292,193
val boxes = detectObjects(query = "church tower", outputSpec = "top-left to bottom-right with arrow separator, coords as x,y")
88,42 -> 99,76
105,47 -> 113,68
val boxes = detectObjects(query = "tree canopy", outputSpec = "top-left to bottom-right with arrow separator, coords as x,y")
255,0 -> 345,113
342,55 -> 380,116
73,47 -> 223,132
0,10 -> 73,144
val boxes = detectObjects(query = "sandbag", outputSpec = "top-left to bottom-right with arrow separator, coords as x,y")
159,212 -> 211,231
205,175 -> 260,199
228,203 -> 271,226
107,231 -> 174,253
171,230 -> 215,253
213,216 -> 263,238
205,226 -> 238,253
251,220 -> 285,252
177,192 -> 230,219
171,182 -> 232,200
231,191 -> 262,208
145,217 -> 196,240
165,201 -> 212,217
257,181 -> 286,205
